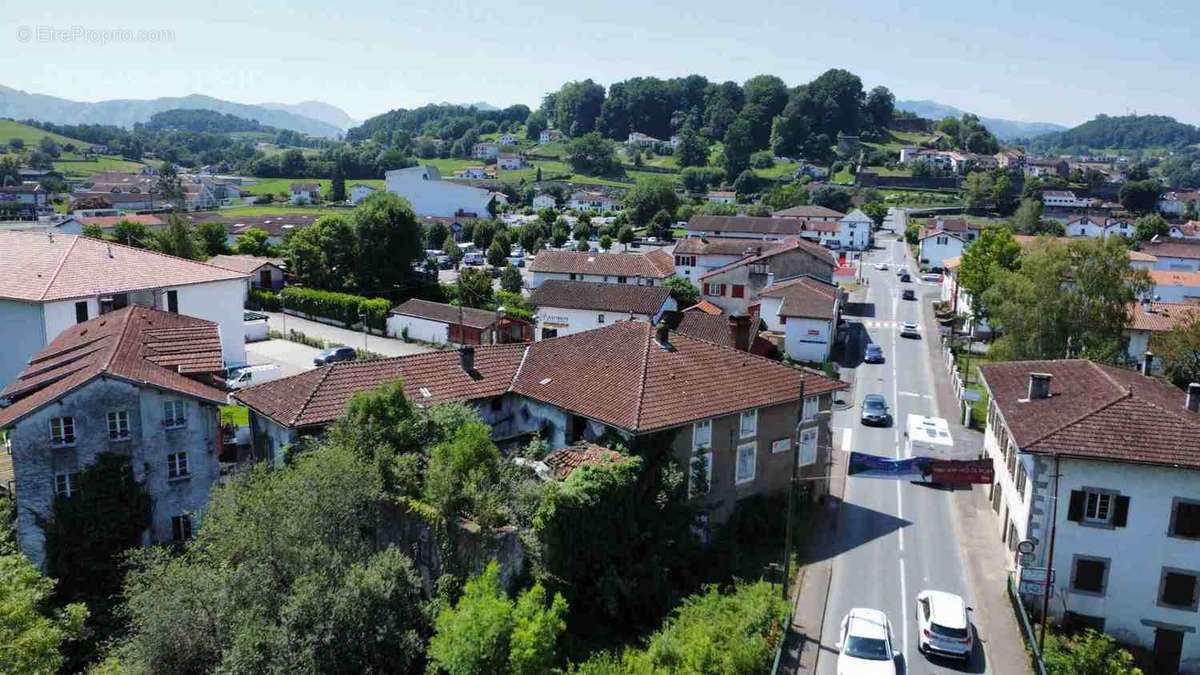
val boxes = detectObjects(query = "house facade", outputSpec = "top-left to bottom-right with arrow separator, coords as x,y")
698,239 -> 837,316
532,194 -> 556,210
568,191 -> 618,212
672,238 -> 783,281
528,249 -> 674,288
918,230 -> 965,271
497,154 -> 525,170
0,307 -> 231,569
386,298 -> 530,345
1125,301 -> 1200,370
530,280 -> 676,339
385,165 -> 494,219
289,183 -> 320,204
206,254 -> 286,292
0,232 -> 248,387
539,129 -> 564,144
755,276 -> 841,363
1066,216 -> 1132,239
472,142 -> 500,159
980,361 -> 1200,673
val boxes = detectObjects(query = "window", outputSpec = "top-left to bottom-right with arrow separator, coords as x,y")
1068,489 -> 1129,527
771,438 -> 791,454
1071,556 -> 1109,595
489,397 -> 503,412
735,442 -> 756,484
171,514 -> 193,542
689,451 -> 713,496
617,276 -> 627,284
1086,491 -> 1112,522
168,452 -> 189,480
1006,447 -> 1017,479
1158,569 -> 1200,611
798,428 -> 818,466
166,289 -> 179,313
49,417 -> 75,446
803,396 -> 819,421
731,284 -> 745,298
937,236 -> 949,245
74,301 -> 89,324
1015,464 -> 1028,500
739,409 -> 757,439
99,293 -> 128,315
54,472 -> 79,498
597,313 -> 605,324
107,411 -> 130,440
704,283 -> 725,297
163,400 -> 186,428
569,273 -> 578,281
692,419 -> 711,451
1170,499 -> 1200,540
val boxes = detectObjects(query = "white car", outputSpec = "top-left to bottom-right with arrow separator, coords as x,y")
837,608 -> 897,674
916,590 -> 973,660
921,273 -> 941,282
874,262 -> 888,270
900,322 -> 920,339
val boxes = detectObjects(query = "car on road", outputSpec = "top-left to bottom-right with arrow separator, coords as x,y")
226,364 -> 282,390
921,273 -> 941,282
896,266 -> 908,277
860,394 -> 891,426
902,289 -> 916,300
916,590 -> 973,660
874,262 -> 888,270
864,343 -> 884,363
900,322 -> 920,339
899,273 -> 911,283
313,345 -> 356,366
837,608 -> 898,674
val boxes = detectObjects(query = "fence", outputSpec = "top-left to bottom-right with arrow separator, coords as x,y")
940,339 -> 973,427
769,607 -> 795,675
1008,574 -> 1050,675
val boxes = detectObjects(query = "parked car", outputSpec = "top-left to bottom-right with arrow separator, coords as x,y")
899,273 -> 911,283
874,262 -> 888,270
860,394 -> 891,426
922,273 -> 941,282
313,345 -> 356,366
864,343 -> 885,363
226,364 -> 283,390
896,266 -> 908,277
462,252 -> 485,266
837,608 -> 898,674
916,590 -> 973,660
902,289 -> 916,300
900,322 -> 920,339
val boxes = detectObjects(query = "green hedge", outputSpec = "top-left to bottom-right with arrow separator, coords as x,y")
248,289 -> 281,312
280,287 -> 390,330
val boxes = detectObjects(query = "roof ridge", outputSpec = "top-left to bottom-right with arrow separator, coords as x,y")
509,344 -> 532,394
99,306 -> 140,373
293,364 -> 337,427
40,233 -> 82,301
632,323 -> 654,430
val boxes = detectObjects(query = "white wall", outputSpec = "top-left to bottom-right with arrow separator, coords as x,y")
385,170 -> 493,218
535,299 -> 675,340
919,235 -> 965,270
1153,284 -> 1200,304
529,271 -> 661,289
386,314 -> 449,343
784,317 -> 835,363
838,215 -> 872,250
0,299 -> 47,388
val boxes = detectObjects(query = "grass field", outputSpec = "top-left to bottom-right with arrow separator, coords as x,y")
53,154 -> 148,176
0,119 -> 90,148
217,205 -> 348,217
244,178 -> 384,197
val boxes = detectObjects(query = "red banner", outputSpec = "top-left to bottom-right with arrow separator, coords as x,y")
928,459 -> 994,484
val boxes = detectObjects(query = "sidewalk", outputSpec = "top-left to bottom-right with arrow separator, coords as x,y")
264,311 -> 436,358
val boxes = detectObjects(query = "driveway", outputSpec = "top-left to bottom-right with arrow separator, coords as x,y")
245,339 -> 321,377
263,311 -> 436,357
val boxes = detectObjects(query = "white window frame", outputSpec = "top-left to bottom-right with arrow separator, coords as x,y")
739,409 -> 758,439
802,396 -> 819,422
167,452 -> 190,480
597,313 -> 606,324
692,419 -> 712,451
49,416 -> 76,446
798,428 -> 818,467
689,451 -> 713,497
163,400 -> 186,429
735,442 -> 757,485
1083,490 -> 1114,525
54,472 -> 78,498
771,438 -> 791,454
107,410 -> 130,441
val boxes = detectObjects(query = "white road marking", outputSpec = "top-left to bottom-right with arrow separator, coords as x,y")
899,556 -> 909,664
898,391 -> 931,399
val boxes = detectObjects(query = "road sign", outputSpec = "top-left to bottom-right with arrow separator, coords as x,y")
1020,566 -> 1055,584
1017,552 -> 1035,566
1017,540 -> 1036,554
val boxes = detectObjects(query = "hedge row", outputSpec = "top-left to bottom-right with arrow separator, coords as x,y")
279,287 -> 390,330
248,289 -> 282,312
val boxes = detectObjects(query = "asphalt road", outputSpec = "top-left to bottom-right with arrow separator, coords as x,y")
818,236 -> 990,675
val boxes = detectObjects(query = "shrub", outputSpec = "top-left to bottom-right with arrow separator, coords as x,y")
248,289 -> 281,312
281,287 -> 391,330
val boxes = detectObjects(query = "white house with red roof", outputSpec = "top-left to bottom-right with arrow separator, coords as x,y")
1168,221 -> 1200,241
0,231 -> 248,387
528,249 -> 675,288
980,361 -> 1200,672
0,307 -> 232,568
1065,215 -> 1133,239
755,276 -> 842,362
698,238 -> 836,315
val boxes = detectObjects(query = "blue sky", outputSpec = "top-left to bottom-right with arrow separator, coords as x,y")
3,0 -> 1197,126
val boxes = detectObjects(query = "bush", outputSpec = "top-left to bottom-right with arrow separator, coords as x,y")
248,289 -> 281,312
281,286 -> 391,330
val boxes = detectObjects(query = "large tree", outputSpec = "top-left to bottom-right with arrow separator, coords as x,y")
673,125 -> 709,168
739,74 -> 789,149
864,86 -> 895,130
623,178 -> 680,227
553,79 -> 606,137
195,221 -> 230,256
1119,179 -> 1162,214
287,214 -> 359,290
148,214 -> 203,260
720,118 -> 754,178
353,192 -> 423,295
956,227 -> 1021,320
0,553 -> 87,674
565,133 -> 621,177
1151,315 -> 1200,388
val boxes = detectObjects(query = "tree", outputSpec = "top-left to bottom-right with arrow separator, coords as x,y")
763,183 -> 808,211
330,161 -> 346,202
599,234 -> 613,251
983,237 -> 1152,361
196,221 -> 230,256
956,227 -> 1021,320
151,161 -> 186,211
574,238 -> 591,251
864,86 -> 895,130
860,202 -> 888,228
353,192 -> 423,294
617,225 -> 635,251
623,178 -> 680,226
287,215 -> 359,290
111,219 -> 151,248
552,79 -> 606,137
234,227 -> 273,256
664,277 -> 700,307
991,171 -> 1019,216
565,133 -> 621,177
37,136 -> 61,158
1011,198 -> 1063,236
648,209 -> 675,241
1042,629 -> 1141,675
810,186 -> 853,213
427,562 -> 568,675
27,149 -> 53,170
0,554 -> 87,674
444,234 -> 462,264
500,265 -> 523,293
81,223 -> 105,240
673,125 -> 708,168
426,221 -> 450,250
1151,314 -> 1200,388
739,74 -> 789,148
8,137 -> 24,151
525,111 -> 547,141
473,220 -> 497,250
572,219 -> 592,243
732,169 -> 759,199
487,240 -> 507,268
1119,179 -> 1162,214
456,267 -> 494,308
962,171 -> 993,209
721,118 -> 754,178
1134,213 -> 1170,242
680,166 -> 722,193
148,214 -> 203,260
0,156 -> 21,186
550,222 -> 570,248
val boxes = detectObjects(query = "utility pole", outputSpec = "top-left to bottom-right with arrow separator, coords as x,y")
359,309 -> 369,353
1038,454 -> 1062,652
781,379 -> 807,599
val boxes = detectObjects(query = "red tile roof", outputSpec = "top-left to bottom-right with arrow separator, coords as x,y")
683,300 -> 724,315
672,237 -> 784,257
771,205 -> 846,219
687,215 -> 817,236
530,280 -> 673,316
0,306 -> 227,427
206,254 -> 284,275
529,248 -> 674,279
233,344 -> 527,429
389,298 -> 525,330
1128,302 -> 1200,332
1141,238 -> 1200,261
699,238 -> 836,280
980,359 -> 1200,470
0,231 -> 247,302
542,442 -> 626,479
759,276 -> 840,319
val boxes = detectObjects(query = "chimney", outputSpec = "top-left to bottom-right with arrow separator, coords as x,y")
458,346 -> 475,374
728,315 -> 751,351
1142,351 -> 1154,376
655,320 -> 674,351
1188,383 -> 1200,413
1028,373 -> 1052,400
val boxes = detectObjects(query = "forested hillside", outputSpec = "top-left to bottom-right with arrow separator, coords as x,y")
1026,114 -> 1200,151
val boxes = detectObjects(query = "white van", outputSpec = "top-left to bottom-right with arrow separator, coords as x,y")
226,364 -> 282,390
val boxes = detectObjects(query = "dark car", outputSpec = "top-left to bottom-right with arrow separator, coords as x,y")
861,394 -> 891,426
902,289 -> 916,300
864,343 -> 885,363
313,345 -> 356,366
899,273 -> 911,283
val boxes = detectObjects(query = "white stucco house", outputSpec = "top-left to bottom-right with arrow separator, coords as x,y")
707,191 -> 736,204
568,191 -> 618,212
289,182 -> 321,205
385,165 -> 494,219
532,194 -> 557,210
528,249 -> 675,289
980,361 -> 1200,674
918,229 -> 966,271
838,209 -> 874,250
0,231 -> 248,388
529,280 -> 676,340
497,154 -> 525,170
756,276 -> 841,363
1065,216 -> 1133,239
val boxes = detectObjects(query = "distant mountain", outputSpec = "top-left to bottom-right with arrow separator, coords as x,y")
0,85 -> 343,138
438,101 -> 500,112
1026,114 -> 1200,152
260,100 -> 357,130
896,99 -> 1067,141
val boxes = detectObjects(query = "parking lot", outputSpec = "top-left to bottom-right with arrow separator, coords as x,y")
245,339 -> 322,377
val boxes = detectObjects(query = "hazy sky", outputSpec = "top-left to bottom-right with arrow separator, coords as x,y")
3,0 -> 1197,126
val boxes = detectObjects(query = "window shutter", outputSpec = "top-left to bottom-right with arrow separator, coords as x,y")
1067,490 -> 1085,522
1112,495 -> 1130,527
703,283 -> 710,295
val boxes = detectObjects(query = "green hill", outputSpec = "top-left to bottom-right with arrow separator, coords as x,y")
1027,114 -> 1200,151
0,119 -> 92,148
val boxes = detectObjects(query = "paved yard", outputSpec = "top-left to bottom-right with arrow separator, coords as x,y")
263,312 -> 437,357
245,339 -> 321,377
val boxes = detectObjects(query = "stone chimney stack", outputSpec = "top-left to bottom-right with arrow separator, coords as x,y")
1142,351 -> 1154,376
459,345 -> 475,373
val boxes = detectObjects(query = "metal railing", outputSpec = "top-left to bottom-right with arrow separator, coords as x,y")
1007,573 -> 1049,675
770,607 -> 795,675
